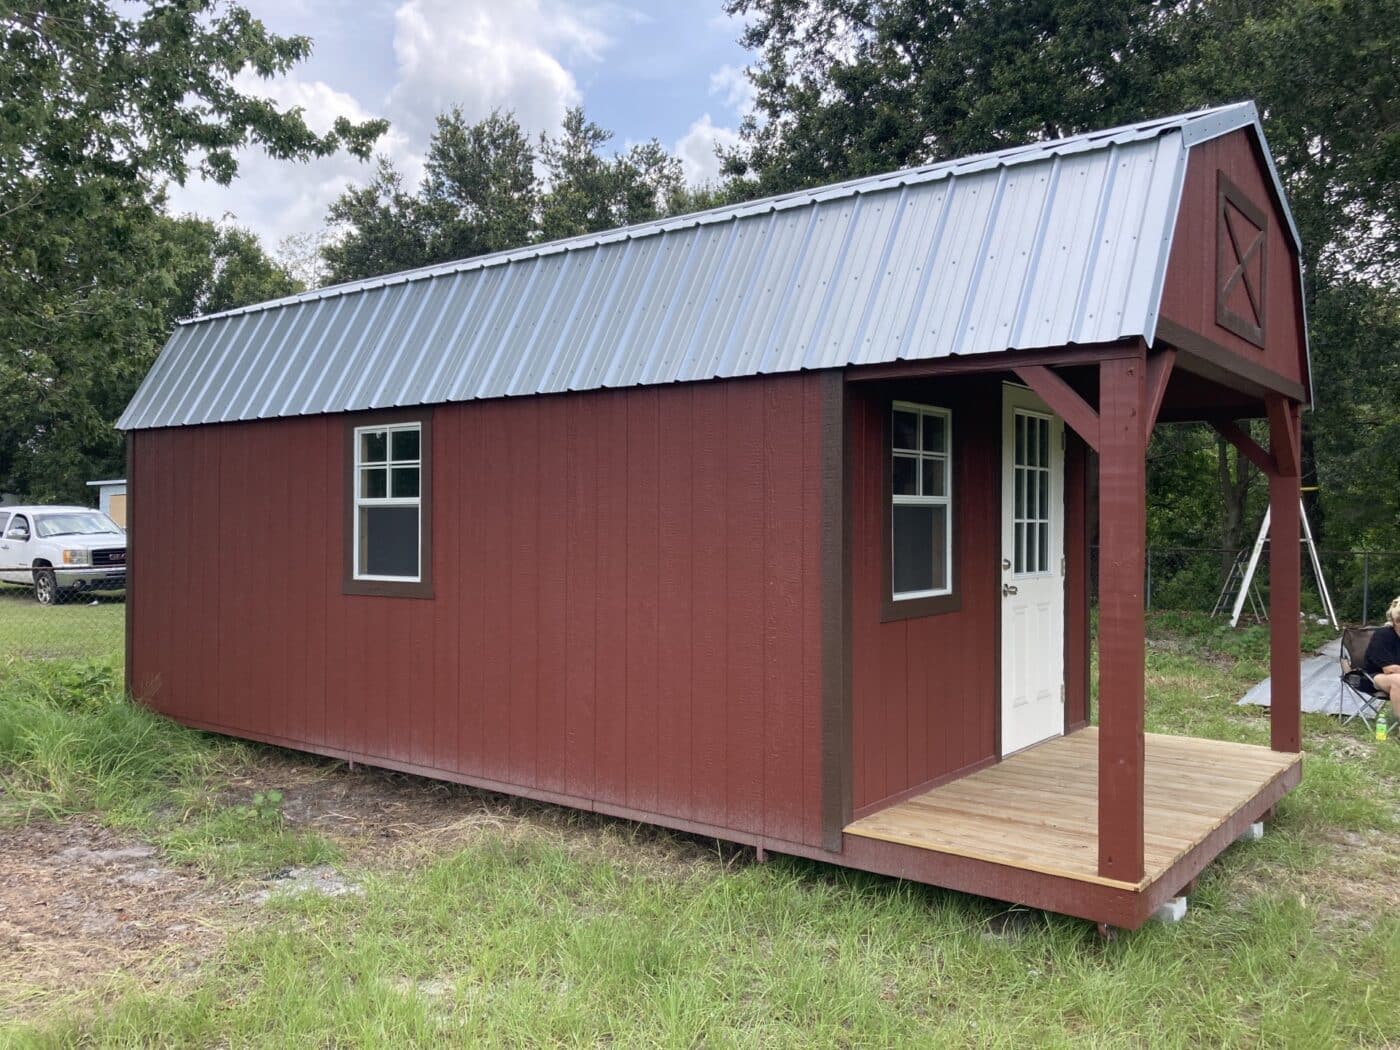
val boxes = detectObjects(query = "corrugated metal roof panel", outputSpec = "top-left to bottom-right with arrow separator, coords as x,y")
118,102 -> 1301,431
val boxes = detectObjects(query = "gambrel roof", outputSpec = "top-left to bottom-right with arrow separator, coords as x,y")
119,102 -> 1302,430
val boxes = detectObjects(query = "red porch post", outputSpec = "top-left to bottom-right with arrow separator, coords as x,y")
1097,352 -> 1147,882
1267,397 -> 1303,753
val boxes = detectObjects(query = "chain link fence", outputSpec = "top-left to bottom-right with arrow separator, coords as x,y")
0,570 -> 125,668
1091,547 -> 1400,626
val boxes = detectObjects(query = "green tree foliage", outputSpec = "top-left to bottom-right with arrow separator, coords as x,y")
322,108 -> 687,284
725,0 -> 1400,558
0,2 -> 386,502
722,0 -> 1199,193
536,110 -> 688,242
0,212 -> 303,502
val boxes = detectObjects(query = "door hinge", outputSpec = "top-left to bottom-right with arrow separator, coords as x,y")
1060,684 -> 1066,705
1061,555 -> 1066,575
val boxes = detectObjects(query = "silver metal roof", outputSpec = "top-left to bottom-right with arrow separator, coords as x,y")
119,102 -> 1302,431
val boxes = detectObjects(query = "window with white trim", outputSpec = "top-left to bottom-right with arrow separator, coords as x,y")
354,423 -> 422,581
891,402 -> 952,599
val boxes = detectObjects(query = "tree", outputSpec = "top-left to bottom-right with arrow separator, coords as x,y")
322,108 -> 688,283
537,109 -> 686,241
163,218 -> 302,322
0,1 -> 386,502
321,159 -> 435,285
0,212 -> 301,502
722,0 -> 1199,194
277,230 -> 332,292
422,108 -> 538,261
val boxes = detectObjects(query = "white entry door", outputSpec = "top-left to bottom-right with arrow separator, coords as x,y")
1000,384 -> 1066,755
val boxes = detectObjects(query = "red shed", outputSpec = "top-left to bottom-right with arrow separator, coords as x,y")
119,103 -> 1310,930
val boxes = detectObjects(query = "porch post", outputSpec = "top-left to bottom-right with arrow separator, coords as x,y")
1267,397 -> 1302,753
1097,352 -> 1146,883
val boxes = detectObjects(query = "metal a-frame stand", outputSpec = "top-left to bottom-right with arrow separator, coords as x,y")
1228,497 -> 1338,629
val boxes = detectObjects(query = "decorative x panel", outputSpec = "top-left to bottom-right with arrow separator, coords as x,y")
1215,173 -> 1268,347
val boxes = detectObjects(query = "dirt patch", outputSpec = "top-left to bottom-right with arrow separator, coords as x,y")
253,864 -> 363,904
0,820 -> 238,1021
227,748 -> 743,877
0,752 -> 744,1024
1307,828 -> 1400,927
1229,825 -> 1400,931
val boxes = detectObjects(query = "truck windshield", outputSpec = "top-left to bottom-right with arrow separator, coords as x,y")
34,512 -> 123,538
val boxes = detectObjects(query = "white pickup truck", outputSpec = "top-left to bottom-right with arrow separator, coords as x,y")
0,505 -> 127,604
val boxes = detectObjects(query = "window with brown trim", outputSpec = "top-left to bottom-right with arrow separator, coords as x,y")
882,401 -> 958,621
343,410 -> 432,598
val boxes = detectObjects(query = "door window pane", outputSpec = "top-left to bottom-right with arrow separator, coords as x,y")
1012,410 -> 1053,577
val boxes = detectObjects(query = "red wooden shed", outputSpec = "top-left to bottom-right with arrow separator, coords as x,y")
119,103 -> 1309,929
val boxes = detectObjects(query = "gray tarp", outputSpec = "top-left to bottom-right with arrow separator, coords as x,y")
1237,645 -> 1366,716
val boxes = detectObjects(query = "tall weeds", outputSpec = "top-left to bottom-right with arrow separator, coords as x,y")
0,660 -> 230,825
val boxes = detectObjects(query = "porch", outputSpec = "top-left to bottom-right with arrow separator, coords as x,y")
843,727 -> 1301,926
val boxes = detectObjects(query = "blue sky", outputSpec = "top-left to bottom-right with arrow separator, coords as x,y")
166,0 -> 755,252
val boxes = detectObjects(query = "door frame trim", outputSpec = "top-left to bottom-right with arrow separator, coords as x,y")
999,382 -> 1068,757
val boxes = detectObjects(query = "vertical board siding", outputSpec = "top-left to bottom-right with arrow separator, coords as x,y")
1158,129 -> 1307,389
130,372 -> 831,848
724,381 -> 767,833
1063,432 -> 1091,727
847,379 -> 1003,814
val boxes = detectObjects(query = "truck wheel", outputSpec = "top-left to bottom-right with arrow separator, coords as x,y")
33,568 -> 59,605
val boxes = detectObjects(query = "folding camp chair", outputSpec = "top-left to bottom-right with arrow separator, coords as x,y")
1338,627 -> 1391,730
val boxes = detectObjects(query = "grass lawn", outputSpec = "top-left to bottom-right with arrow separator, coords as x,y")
1,612 -> 1397,1047
0,586 -> 124,665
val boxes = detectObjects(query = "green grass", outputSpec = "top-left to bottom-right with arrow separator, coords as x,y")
0,660 -> 339,876
0,586 -> 124,665
3,613 -> 1398,1047
12,839 -> 1399,1047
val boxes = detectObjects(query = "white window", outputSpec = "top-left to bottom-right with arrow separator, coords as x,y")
353,423 -> 422,581
891,402 -> 952,599
1012,410 -> 1052,576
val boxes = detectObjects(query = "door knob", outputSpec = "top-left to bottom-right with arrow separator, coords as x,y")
1002,583 -> 1018,597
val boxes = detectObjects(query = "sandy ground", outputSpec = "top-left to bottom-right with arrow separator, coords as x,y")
0,750 -> 737,1023
0,819 -> 233,1021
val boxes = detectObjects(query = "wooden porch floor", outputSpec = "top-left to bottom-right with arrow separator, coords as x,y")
844,728 -> 1301,890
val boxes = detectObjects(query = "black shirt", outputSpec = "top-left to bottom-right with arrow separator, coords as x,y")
1362,626 -> 1400,675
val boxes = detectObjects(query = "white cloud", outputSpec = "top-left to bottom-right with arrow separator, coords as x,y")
163,72 -> 417,252
708,64 -> 755,117
163,0 -> 623,250
389,0 -> 611,137
675,114 -> 741,185
707,7 -> 755,35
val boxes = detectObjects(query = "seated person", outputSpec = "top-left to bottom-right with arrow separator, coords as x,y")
1363,597 -> 1400,699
